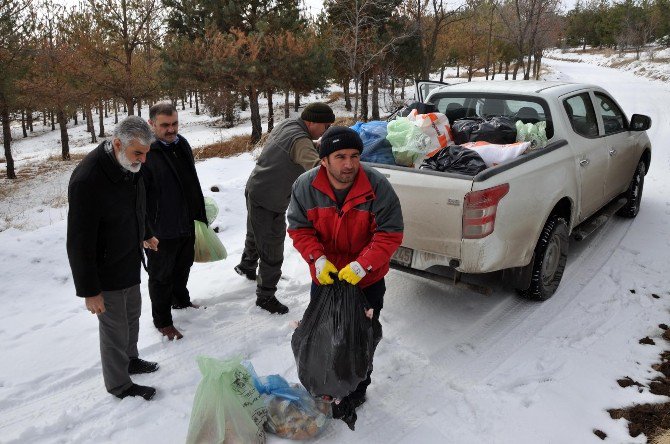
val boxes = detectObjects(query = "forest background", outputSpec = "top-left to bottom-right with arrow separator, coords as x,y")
1,0 -> 669,179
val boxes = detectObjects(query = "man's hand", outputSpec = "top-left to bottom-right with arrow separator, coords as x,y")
143,237 -> 159,251
315,256 -> 338,285
338,261 -> 366,285
85,294 -> 105,315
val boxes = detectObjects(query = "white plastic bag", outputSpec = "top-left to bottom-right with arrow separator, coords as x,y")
407,109 -> 455,150
461,141 -> 531,167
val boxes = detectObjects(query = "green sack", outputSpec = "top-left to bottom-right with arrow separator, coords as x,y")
205,197 -> 219,226
515,120 -> 548,150
186,356 -> 267,444
194,220 -> 227,263
386,117 -> 430,167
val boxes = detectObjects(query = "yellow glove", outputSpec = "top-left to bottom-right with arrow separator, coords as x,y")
315,256 -> 338,285
338,261 -> 367,285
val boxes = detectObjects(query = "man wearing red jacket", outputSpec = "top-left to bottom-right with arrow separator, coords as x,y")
287,126 -> 404,427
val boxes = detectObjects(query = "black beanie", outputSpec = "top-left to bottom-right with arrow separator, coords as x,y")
319,126 -> 364,158
301,102 -> 335,123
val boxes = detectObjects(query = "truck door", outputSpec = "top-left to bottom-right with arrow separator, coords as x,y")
416,80 -> 450,102
592,91 -> 638,200
562,92 -> 608,222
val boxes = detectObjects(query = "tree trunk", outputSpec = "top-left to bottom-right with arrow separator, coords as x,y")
294,91 -> 300,112
21,110 -> 27,138
440,65 -> 445,82
1,104 -> 16,179
87,107 -> 97,143
27,110 -> 33,132
248,87 -> 262,144
354,78 -> 360,118
51,111 -> 55,130
390,77 -> 395,98
371,73 -> 380,121
360,71 -> 369,122
344,81 -> 352,111
189,92 -> 193,108
57,109 -> 70,160
195,91 -> 200,115
505,61 -> 510,80
524,53 -> 532,80
86,106 -> 94,133
512,59 -> 521,80
43,110 -> 47,126
74,110 -> 78,125
137,99 -> 142,117
125,97 -> 133,116
181,96 -> 185,110
114,100 -> 119,124
98,100 -> 105,138
104,101 -> 108,118
400,77 -> 405,100
267,89 -> 274,133
284,90 -> 290,118
457,63 -> 460,78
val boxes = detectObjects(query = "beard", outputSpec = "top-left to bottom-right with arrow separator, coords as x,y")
117,149 -> 142,173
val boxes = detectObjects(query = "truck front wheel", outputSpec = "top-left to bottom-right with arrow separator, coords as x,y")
519,216 -> 569,300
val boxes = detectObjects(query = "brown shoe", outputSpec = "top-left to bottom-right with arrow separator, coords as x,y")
158,325 -> 183,340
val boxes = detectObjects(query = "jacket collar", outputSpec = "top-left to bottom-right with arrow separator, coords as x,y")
98,141 -> 132,183
311,164 -> 376,212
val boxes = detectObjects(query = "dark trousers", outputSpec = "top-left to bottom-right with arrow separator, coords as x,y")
239,192 -> 286,300
99,285 -> 141,395
147,235 -> 195,329
310,278 -> 385,399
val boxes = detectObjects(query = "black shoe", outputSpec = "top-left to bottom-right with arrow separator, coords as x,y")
256,296 -> 289,314
171,302 -> 201,310
332,398 -> 358,430
116,383 -> 156,401
235,265 -> 257,281
128,358 -> 159,375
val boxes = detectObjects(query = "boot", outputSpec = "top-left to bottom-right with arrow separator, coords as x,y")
116,384 -> 156,401
128,358 -> 159,375
234,264 -> 257,281
172,302 -> 201,310
256,295 -> 288,314
158,325 -> 184,340
332,398 -> 358,430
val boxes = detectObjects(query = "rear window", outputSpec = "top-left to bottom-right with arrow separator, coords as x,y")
429,93 -> 554,139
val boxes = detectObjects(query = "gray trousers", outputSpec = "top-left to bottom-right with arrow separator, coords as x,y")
239,192 -> 286,299
98,284 -> 141,395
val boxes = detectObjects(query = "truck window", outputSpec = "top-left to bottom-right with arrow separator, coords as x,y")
594,92 -> 628,134
563,93 -> 599,138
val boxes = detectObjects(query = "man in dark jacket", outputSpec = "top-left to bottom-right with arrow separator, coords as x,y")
235,102 -> 335,315
287,126 -> 404,429
67,116 -> 159,401
143,102 -> 207,340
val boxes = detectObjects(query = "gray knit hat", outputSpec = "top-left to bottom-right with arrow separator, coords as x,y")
301,102 -> 335,123
319,126 -> 363,158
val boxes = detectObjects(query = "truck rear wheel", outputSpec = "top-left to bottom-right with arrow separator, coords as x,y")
616,160 -> 645,218
519,216 -> 569,300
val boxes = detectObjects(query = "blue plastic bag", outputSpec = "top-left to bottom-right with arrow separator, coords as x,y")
351,121 -> 396,165
243,363 -> 331,440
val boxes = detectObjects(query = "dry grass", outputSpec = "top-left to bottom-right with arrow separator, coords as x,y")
334,116 -> 356,127
193,134 -> 258,160
326,91 -> 345,104
46,153 -> 87,163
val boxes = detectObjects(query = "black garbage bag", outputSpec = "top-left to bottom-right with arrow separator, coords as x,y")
451,116 -> 517,145
420,145 -> 488,175
291,279 -> 376,400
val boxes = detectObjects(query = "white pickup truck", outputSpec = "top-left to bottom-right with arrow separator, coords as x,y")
373,81 -> 652,299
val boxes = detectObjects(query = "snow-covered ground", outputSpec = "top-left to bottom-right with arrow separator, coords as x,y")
2,57 -> 670,443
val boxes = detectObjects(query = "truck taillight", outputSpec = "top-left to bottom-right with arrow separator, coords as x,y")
462,183 -> 509,239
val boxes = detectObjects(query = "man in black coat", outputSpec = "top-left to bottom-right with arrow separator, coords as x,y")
143,102 -> 207,340
67,116 -> 159,400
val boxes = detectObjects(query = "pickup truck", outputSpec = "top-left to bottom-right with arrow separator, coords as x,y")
373,81 -> 652,299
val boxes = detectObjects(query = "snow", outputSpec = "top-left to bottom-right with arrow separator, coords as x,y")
2,55 -> 670,443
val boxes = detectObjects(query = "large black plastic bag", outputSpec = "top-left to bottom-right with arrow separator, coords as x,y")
420,145 -> 488,175
452,116 -> 517,145
291,280 -> 375,400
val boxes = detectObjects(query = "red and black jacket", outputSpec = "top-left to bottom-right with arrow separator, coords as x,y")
287,164 -> 404,288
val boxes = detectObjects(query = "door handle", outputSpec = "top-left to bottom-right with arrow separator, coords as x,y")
609,148 -> 617,156
579,159 -> 590,166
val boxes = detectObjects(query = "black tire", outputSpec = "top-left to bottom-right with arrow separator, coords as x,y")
616,160 -> 645,218
519,216 -> 569,301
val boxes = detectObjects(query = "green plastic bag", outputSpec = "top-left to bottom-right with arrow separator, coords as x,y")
515,120 -> 548,150
205,197 -> 219,226
386,117 -> 431,167
186,356 -> 267,444
194,220 -> 227,263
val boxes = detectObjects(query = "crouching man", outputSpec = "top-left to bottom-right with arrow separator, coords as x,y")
66,116 -> 160,400
287,126 -> 404,427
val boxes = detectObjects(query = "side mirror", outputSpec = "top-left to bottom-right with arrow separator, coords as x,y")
630,114 -> 651,131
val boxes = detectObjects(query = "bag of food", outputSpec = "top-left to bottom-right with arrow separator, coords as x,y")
452,116 -> 517,145
515,120 -> 548,149
194,220 -> 227,262
461,140 -> 531,167
351,121 -> 396,165
243,364 -> 332,440
419,145 -> 488,176
186,356 -> 267,444
204,197 -> 219,226
407,109 -> 455,150
386,117 -> 431,167
291,279 -> 377,400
